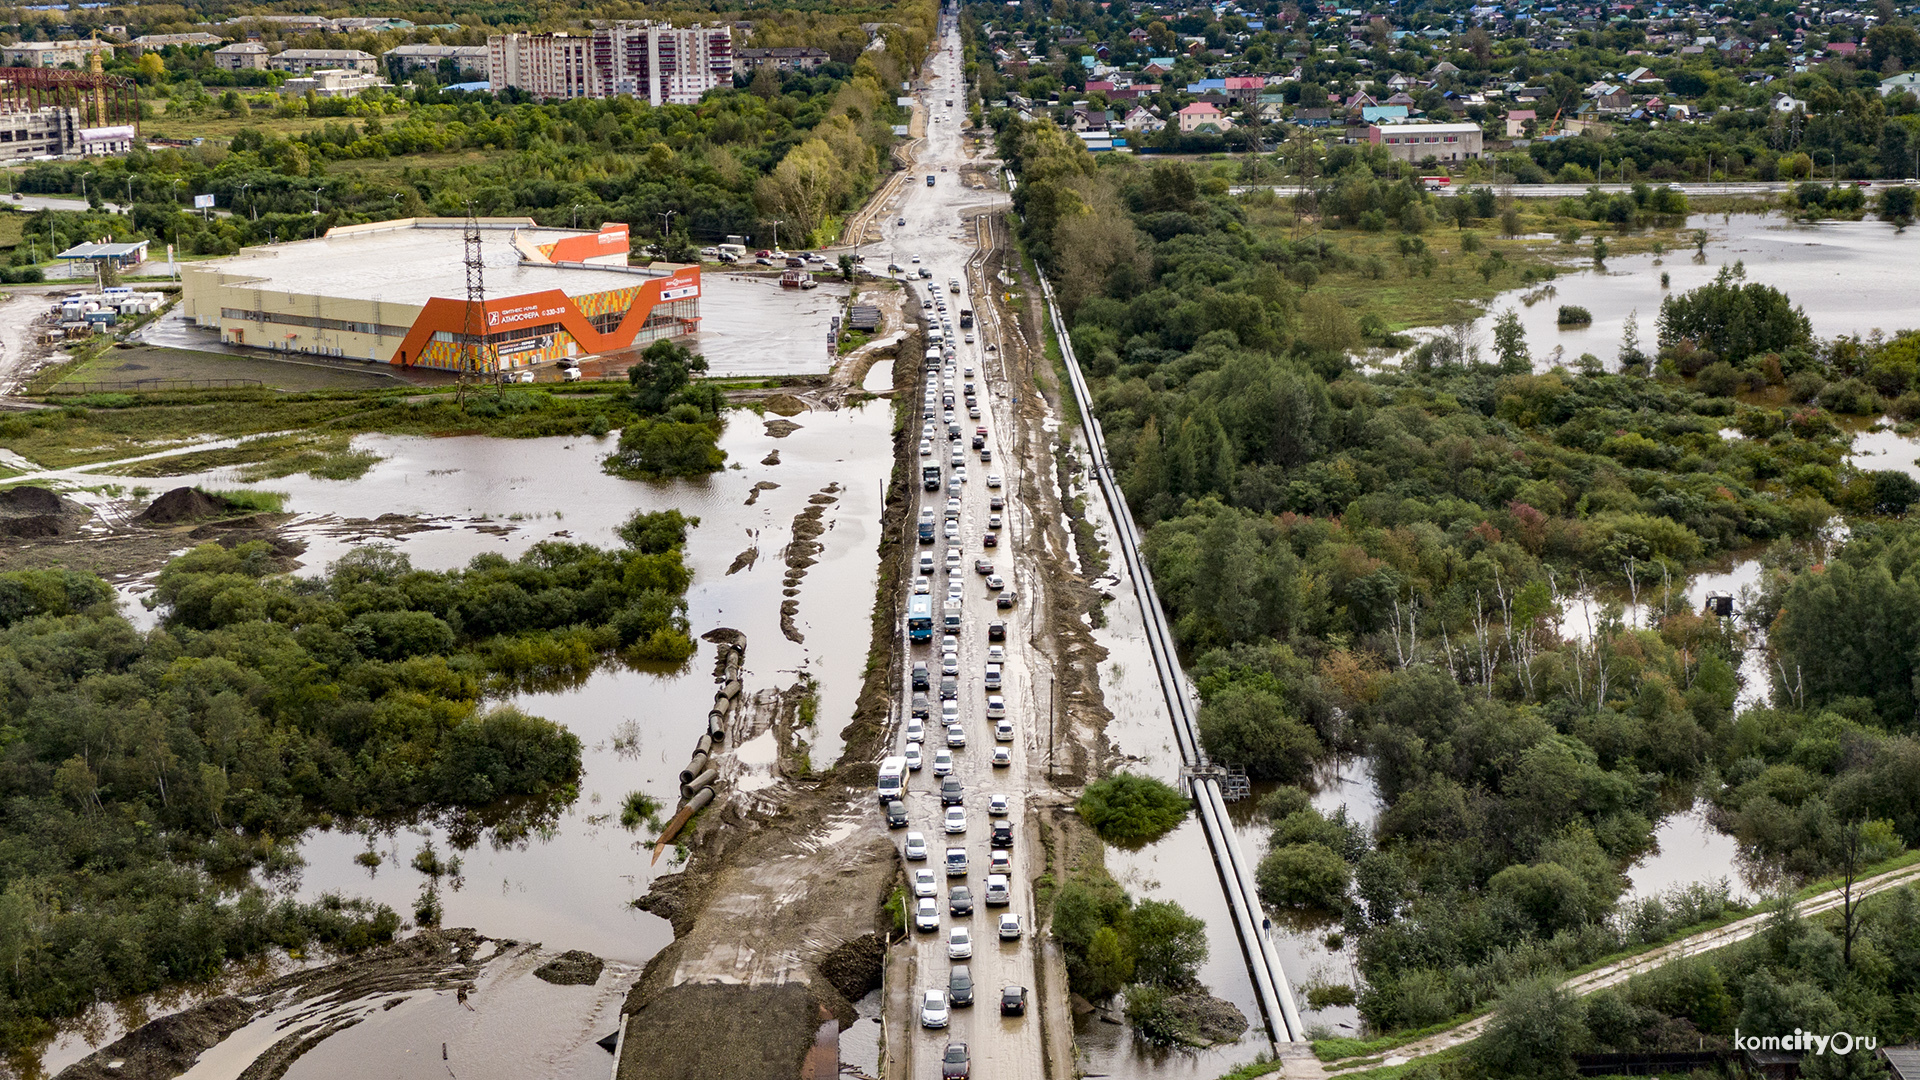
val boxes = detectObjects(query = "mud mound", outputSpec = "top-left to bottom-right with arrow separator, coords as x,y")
0,514 -> 68,538
0,486 -> 62,514
138,487 -> 231,524
817,934 -> 883,1003
534,950 -> 605,986
56,995 -> 255,1080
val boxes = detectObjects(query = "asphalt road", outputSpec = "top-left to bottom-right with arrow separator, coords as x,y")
1228,179 -> 1904,198
884,15 -> 1049,1080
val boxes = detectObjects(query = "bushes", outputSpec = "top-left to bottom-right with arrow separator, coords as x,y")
1078,773 -> 1188,846
1256,842 -> 1351,910
1556,305 -> 1593,326
1051,870 -> 1208,1001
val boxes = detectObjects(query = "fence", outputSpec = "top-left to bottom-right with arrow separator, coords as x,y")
48,378 -> 265,394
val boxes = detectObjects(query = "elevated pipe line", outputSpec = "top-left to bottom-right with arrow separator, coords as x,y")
1031,257 -> 1305,1045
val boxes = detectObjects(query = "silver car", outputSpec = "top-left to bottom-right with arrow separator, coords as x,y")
921,987 -> 950,1028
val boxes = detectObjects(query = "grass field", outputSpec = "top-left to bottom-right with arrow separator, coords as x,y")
141,100 -> 382,143
328,150 -> 511,177
51,345 -> 404,393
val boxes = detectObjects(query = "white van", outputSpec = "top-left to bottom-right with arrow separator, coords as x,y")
878,756 -> 906,803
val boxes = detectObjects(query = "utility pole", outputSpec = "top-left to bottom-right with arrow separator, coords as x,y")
1047,673 -> 1055,780
460,204 -> 494,402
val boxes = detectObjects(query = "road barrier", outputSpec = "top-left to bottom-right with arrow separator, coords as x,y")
1035,255 -> 1306,1046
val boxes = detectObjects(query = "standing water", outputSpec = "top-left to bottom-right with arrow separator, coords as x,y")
33,401 -> 897,1076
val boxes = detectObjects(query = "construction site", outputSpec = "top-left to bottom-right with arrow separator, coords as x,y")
178,218 -> 700,374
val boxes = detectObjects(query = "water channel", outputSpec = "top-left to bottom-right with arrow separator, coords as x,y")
35,402 -> 896,1077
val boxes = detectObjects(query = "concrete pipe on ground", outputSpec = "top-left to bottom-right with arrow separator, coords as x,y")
679,752 -> 710,786
684,786 -> 715,813
694,734 -> 714,757
722,679 -> 743,700
680,767 -> 719,801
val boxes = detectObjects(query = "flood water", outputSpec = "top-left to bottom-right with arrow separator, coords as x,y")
691,273 -> 848,377
1460,212 -> 1920,371
34,402 -> 895,1076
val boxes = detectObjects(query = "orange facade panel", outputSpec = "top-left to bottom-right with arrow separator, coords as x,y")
393,267 -> 699,371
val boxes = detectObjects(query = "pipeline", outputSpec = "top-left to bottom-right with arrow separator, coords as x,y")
679,752 -> 710,787
1035,257 -> 1305,1045
680,767 -> 719,802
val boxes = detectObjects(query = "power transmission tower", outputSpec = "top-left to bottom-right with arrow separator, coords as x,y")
460,205 -> 493,404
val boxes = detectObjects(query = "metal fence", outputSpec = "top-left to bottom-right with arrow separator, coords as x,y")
49,378 -> 265,394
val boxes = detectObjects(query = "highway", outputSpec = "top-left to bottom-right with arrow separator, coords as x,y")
880,10 -> 1048,1080
1228,179 -> 1906,198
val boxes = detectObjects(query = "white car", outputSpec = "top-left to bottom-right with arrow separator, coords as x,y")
989,849 -> 1011,875
915,897 -> 941,932
941,700 -> 960,727
913,867 -> 939,897
921,988 -> 949,1028
906,718 -> 926,744
947,723 -> 967,747
964,364 -> 974,377
987,514 -> 1002,531
987,793 -> 1010,816
995,719 -> 1014,741
948,925 -> 973,959
932,747 -> 955,775
944,806 -> 967,833
914,577 -> 932,595
986,474 -> 1002,488
905,831 -> 928,860
905,742 -> 924,770
987,645 -> 1005,663
986,575 -> 1004,591
998,913 -> 1022,940
912,253 -> 922,263
985,696 -> 1006,720
991,746 -> 1012,767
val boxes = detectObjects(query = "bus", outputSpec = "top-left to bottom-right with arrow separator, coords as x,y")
907,594 -> 934,642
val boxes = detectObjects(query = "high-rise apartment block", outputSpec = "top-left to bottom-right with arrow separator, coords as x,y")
487,23 -> 733,105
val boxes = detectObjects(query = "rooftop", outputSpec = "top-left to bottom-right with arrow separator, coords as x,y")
197,219 -> 644,307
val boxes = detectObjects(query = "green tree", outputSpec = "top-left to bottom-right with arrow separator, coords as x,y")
1657,263 -> 1812,363
1129,899 -> 1209,989
1084,925 -> 1135,998
628,339 -> 710,416
1472,978 -> 1588,1079
1078,772 -> 1189,846
1256,842 -> 1350,909
1492,309 -> 1530,374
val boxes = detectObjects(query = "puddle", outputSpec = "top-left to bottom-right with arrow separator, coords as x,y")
1847,420 -> 1920,481
861,358 -> 895,394
690,273 -> 849,377
1625,803 -> 1756,906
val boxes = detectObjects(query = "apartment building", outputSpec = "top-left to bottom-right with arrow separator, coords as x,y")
213,42 -> 268,71
1,40 -> 115,68
269,48 -> 378,74
487,22 -> 733,105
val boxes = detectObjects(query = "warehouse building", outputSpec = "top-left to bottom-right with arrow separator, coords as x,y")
180,218 -> 700,373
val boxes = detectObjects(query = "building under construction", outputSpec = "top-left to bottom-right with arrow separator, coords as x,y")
178,218 -> 701,372
0,62 -> 139,159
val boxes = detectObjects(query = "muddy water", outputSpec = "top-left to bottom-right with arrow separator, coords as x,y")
1457,213 -> 1920,372
1848,421 -> 1920,481
1626,805 -> 1756,905
861,358 -> 895,394
691,273 -> 848,377
37,402 -> 895,1076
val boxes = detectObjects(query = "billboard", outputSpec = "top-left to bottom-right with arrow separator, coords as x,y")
193,194 -> 215,209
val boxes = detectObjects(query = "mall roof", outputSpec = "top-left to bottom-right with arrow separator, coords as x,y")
196,218 -> 641,307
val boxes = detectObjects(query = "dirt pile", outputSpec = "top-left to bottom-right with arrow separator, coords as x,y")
0,484 -> 87,538
533,950 -> 605,986
137,487 -> 233,524
54,996 -> 254,1080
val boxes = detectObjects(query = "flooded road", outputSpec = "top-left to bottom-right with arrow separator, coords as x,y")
35,401 -> 895,1076
1459,212 -> 1920,371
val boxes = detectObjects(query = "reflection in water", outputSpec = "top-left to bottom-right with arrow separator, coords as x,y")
1626,804 -> 1756,906
1848,421 -> 1920,482
1451,213 -> 1920,373
36,402 -> 896,1075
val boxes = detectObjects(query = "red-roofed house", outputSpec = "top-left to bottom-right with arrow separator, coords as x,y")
1223,75 -> 1266,102
1505,108 -> 1536,137
1177,100 -> 1233,133
1827,41 -> 1858,57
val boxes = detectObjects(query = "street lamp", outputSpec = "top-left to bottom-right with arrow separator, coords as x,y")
80,171 -> 94,202
572,203 -> 581,229
124,175 -> 133,207
171,178 -> 184,205
239,182 -> 252,221
311,188 -> 324,215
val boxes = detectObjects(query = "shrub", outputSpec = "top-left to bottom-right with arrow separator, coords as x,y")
1255,842 -> 1350,910
1694,361 -> 1742,398
621,790 -> 662,830
1819,377 -> 1879,415
1078,772 -> 1189,846
1557,305 -> 1593,326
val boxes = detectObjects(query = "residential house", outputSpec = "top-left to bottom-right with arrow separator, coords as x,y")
1127,27 -> 1151,42
271,48 -> 378,74
1223,75 -> 1264,102
279,68 -> 391,99
1880,71 -> 1920,96
1364,120 -> 1485,162
1430,60 -> 1460,78
1363,104 -> 1410,122
1142,57 -> 1177,76
736,46 -> 831,71
1384,90 -> 1417,108
213,42 -> 268,71
1880,1044 -> 1920,1080
382,43 -> 488,76
127,33 -> 224,54
1071,107 -> 1110,131
1177,100 -> 1233,132
1505,108 -> 1536,136
1293,106 -> 1334,127
0,40 -> 114,68
1826,41 -> 1858,58
1120,105 -> 1165,132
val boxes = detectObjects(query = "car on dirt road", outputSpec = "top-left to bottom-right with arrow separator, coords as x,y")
983,663 -> 1001,690
905,832 -> 928,860
991,746 -> 1011,767
986,474 -> 1002,488
989,849 -> 1011,875
982,531 -> 997,547
997,590 -> 1018,609
975,559 -> 993,575
913,868 -> 939,897
906,718 -> 927,744
904,743 -> 923,771
915,897 -> 940,932
990,821 -> 1014,848
942,1042 -> 971,1079
940,775 -> 964,805
948,925 -> 972,959
885,799 -> 909,827
986,695 -> 1005,720
986,575 -> 1004,591
949,886 -> 973,916
944,806 -> 967,833
921,988 -> 949,1028
948,963 -> 973,1006
946,723 -> 966,747
912,661 -> 930,691
987,645 -> 1005,664
989,496 -> 1005,511
932,748 -> 953,776
1001,986 -> 1027,1016
941,699 -> 960,727
987,793 -> 1010,816
987,620 -> 1006,641
995,718 -> 1014,741
998,913 -> 1022,940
